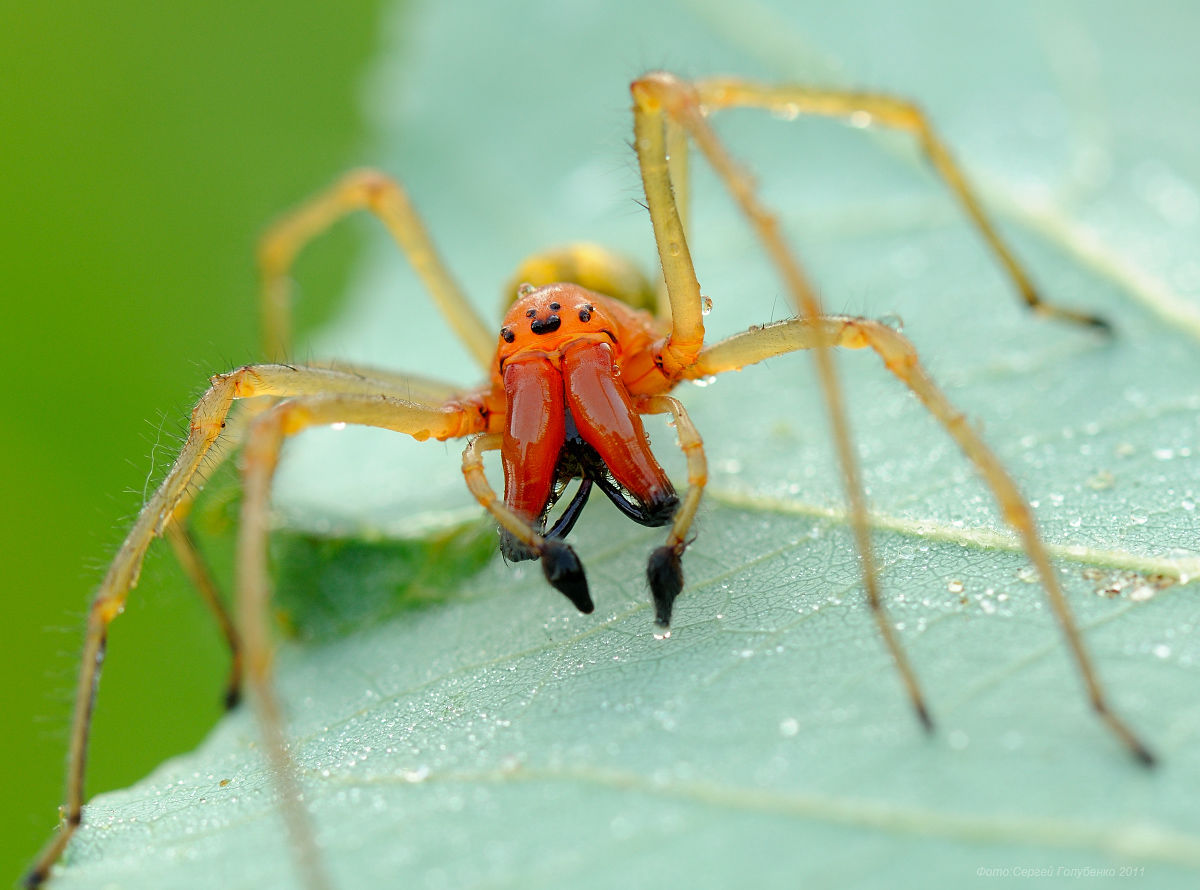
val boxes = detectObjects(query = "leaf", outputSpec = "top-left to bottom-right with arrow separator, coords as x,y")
52,0 -> 1200,888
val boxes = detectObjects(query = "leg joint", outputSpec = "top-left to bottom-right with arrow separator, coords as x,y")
344,168 -> 404,212
631,71 -> 697,114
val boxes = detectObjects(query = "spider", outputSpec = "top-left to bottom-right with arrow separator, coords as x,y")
26,72 -> 1156,890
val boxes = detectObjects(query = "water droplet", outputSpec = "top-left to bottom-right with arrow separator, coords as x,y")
701,295 -> 713,315
1016,566 -> 1039,584
771,103 -> 801,121
667,240 -> 682,257
878,313 -> 904,332
849,110 -> 873,128
1130,512 -> 1149,526
779,717 -> 800,737
1153,644 -> 1171,659
1153,447 -> 1176,461
947,579 -> 964,594
401,765 -> 431,783
330,421 -> 346,431
517,282 -> 536,296
691,374 -> 717,388
1182,498 -> 1196,512
1085,470 -> 1115,491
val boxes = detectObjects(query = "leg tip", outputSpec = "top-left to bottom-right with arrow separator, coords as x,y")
23,867 -> 48,890
915,701 -> 935,734
1092,699 -> 1157,767
1037,303 -> 1114,336
223,686 -> 242,711
647,545 -> 684,627
1132,742 -> 1157,769
540,539 -> 593,613
1086,314 -> 1114,337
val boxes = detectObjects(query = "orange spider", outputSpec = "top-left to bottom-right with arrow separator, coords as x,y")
27,72 -> 1153,890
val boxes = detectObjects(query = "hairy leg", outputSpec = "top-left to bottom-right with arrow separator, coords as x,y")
631,72 -> 931,729
694,315 -> 1154,764
461,434 -> 592,614
258,168 -> 495,365
635,395 -> 708,626
664,75 -> 1108,329
233,390 -> 486,890
25,364 -> 481,887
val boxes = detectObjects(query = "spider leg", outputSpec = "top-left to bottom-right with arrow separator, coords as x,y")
461,434 -> 593,614
257,168 -> 495,365
154,400 -> 268,710
163,361 -> 469,709
24,363 -> 482,889
631,73 -> 932,732
235,390 -> 486,890
634,395 -> 707,626
676,77 -> 1106,329
694,316 -> 1155,765
650,117 -> 690,326
164,518 -> 244,708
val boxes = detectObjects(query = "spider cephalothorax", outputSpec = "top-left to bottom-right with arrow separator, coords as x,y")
494,282 -> 680,614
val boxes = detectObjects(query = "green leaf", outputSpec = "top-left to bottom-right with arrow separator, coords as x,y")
271,519 -> 498,642
53,1 -> 1200,888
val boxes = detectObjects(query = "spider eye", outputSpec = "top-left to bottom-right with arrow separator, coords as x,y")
578,308 -> 592,323
549,302 -> 561,311
525,308 -> 537,319
501,327 -> 515,343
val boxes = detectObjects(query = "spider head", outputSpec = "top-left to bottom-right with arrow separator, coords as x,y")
497,283 -> 616,370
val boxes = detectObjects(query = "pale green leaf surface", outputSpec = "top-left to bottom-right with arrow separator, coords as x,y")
54,1 -> 1200,888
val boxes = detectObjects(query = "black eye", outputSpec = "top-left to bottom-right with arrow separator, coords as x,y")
549,302 -> 560,311
501,327 -> 515,343
578,308 -> 592,323
525,308 -> 537,318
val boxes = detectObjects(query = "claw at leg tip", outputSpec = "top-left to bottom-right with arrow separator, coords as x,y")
915,702 -> 935,734
1133,742 -> 1157,769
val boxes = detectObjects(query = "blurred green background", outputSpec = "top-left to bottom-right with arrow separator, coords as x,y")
1,1 -> 386,880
